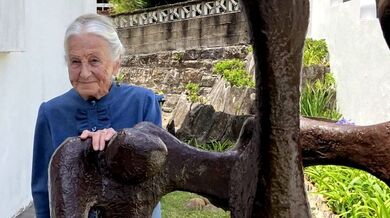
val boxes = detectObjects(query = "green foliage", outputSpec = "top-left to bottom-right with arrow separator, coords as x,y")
161,191 -> 230,217
187,138 -> 234,152
172,52 -> 184,63
304,38 -> 329,67
247,45 -> 253,53
185,82 -> 203,103
155,89 -> 165,95
305,166 -> 390,217
213,59 -> 245,75
301,68 -> 390,217
300,73 -> 342,120
109,0 -> 147,14
213,59 -> 254,88
115,72 -> 126,83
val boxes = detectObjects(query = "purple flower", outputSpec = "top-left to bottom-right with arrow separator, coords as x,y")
336,118 -> 355,125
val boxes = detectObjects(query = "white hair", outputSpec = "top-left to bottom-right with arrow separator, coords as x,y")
64,13 -> 124,61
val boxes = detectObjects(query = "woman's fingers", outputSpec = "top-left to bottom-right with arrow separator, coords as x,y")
99,130 -> 106,151
92,131 -> 101,151
79,128 -> 117,151
104,128 -> 116,141
80,129 -> 92,139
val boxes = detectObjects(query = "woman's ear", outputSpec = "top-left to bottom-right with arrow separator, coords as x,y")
112,59 -> 121,76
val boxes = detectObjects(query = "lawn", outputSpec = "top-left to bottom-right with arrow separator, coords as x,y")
161,191 -> 230,218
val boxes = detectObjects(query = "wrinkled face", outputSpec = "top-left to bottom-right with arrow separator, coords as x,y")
67,33 -> 120,100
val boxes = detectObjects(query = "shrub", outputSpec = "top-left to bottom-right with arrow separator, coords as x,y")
247,45 -> 253,53
115,72 -> 126,83
213,59 -> 254,88
185,82 -> 202,103
300,72 -> 342,120
109,0 -> 147,14
303,38 -> 329,67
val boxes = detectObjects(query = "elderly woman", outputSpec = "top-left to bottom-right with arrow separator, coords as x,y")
31,14 -> 162,218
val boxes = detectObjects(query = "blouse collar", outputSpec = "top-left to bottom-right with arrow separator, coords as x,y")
71,81 -> 120,107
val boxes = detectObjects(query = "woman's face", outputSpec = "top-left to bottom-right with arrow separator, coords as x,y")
67,33 -> 120,100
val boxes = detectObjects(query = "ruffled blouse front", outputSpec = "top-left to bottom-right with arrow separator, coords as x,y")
75,103 -> 111,133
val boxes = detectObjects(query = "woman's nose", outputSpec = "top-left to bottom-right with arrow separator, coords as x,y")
80,62 -> 91,79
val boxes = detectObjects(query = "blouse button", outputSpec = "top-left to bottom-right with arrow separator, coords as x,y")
92,126 -> 97,132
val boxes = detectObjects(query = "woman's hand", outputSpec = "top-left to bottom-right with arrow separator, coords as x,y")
79,128 -> 117,151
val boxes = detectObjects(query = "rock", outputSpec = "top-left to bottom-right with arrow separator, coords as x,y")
200,75 -> 217,87
175,104 -> 215,143
305,177 -> 338,218
169,94 -> 192,129
184,197 -> 211,210
173,103 -> 252,144
301,65 -> 330,87
245,51 -> 255,79
208,77 -> 256,115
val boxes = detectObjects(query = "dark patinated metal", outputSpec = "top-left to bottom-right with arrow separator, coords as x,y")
49,119 -> 259,217
239,0 -> 311,216
301,117 -> 390,186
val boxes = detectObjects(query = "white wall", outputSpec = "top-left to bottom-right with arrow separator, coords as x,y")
0,1 -> 96,217
308,0 -> 390,125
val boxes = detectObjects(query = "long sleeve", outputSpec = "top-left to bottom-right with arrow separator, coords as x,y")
143,92 -> 162,128
142,91 -> 163,218
31,103 -> 55,218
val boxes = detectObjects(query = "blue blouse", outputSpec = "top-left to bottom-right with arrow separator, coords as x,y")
31,82 -> 162,218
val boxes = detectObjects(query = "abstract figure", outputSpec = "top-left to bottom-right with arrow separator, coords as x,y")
50,119 -> 259,217
50,0 -> 312,217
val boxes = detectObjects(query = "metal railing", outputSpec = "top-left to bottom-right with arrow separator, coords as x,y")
113,0 -> 241,28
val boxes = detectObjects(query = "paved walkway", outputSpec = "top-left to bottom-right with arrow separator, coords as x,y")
15,204 -> 34,218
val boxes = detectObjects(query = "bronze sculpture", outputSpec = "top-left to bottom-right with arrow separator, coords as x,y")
49,0 -> 390,217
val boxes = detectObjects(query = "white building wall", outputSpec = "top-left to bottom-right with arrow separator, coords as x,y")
0,1 -> 96,217
308,0 -> 390,125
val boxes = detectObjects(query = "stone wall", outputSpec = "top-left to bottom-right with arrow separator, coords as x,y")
119,45 -> 250,116
119,45 -> 328,127
113,0 -> 249,55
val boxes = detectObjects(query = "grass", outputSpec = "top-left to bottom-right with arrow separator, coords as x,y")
161,191 -> 230,218
305,166 -> 390,217
187,138 -> 234,152
159,140 -> 232,217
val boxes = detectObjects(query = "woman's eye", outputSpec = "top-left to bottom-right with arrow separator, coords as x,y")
90,59 -> 100,64
71,60 -> 81,64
